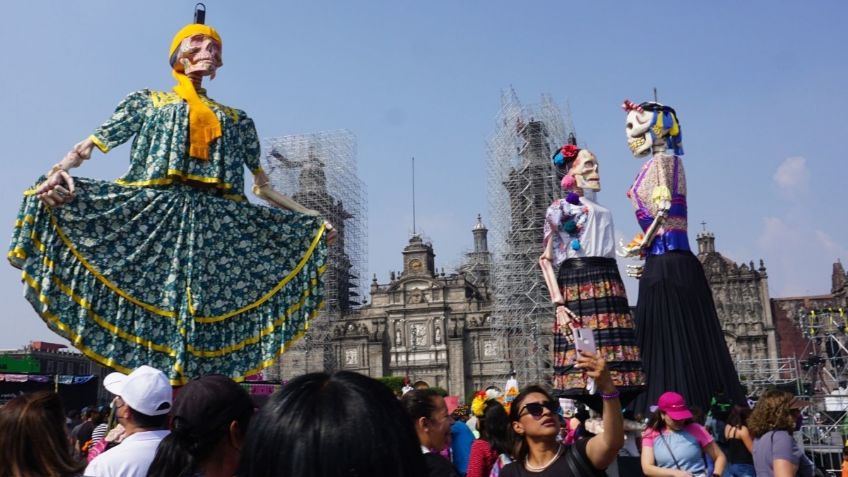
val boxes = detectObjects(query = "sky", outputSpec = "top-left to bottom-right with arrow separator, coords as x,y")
1,1 -> 846,350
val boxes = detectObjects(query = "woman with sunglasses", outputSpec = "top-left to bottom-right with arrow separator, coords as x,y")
641,392 -> 725,477
501,351 -> 623,476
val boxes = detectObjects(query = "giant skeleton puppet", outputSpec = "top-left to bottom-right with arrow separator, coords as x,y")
539,136 -> 645,411
10,6 -> 332,383
618,100 -> 745,413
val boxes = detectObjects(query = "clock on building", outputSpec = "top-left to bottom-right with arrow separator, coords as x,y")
409,259 -> 423,272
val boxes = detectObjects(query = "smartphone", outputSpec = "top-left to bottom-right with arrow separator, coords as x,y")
572,327 -> 597,355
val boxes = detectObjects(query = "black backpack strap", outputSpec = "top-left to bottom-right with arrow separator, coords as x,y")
564,442 -> 607,477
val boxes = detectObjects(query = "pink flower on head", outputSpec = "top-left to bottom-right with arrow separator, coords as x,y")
561,174 -> 576,190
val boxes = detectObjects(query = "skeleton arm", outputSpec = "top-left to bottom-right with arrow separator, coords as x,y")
252,170 -> 336,242
252,170 -> 320,216
36,137 -> 97,207
540,234 -> 580,329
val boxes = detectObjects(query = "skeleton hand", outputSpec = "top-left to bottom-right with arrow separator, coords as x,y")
625,264 -> 644,279
616,237 -> 642,258
656,200 -> 671,216
556,304 -> 582,331
36,138 -> 96,207
324,221 -> 337,244
36,169 -> 75,207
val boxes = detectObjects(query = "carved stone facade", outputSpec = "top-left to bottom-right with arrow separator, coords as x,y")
696,230 -> 779,365
279,219 -> 510,397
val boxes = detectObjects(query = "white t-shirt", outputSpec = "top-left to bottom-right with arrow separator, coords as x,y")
544,195 -> 616,266
84,429 -> 169,477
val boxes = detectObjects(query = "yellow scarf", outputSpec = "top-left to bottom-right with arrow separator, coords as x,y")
169,24 -> 223,160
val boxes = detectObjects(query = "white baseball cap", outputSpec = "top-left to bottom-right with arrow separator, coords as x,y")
104,365 -> 172,416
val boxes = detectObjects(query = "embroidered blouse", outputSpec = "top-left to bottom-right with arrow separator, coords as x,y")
543,195 -> 616,267
627,154 -> 690,256
89,89 -> 263,200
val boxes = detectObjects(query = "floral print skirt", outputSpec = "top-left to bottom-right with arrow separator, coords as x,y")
8,177 -> 327,383
553,257 -> 645,410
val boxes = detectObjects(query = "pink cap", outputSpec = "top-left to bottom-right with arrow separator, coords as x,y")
656,392 -> 693,421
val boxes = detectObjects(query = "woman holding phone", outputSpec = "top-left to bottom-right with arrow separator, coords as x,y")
500,351 -> 623,476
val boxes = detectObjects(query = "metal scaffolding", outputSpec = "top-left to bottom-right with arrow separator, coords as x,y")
261,130 -> 368,378
486,88 -> 573,385
792,308 -> 848,476
797,308 -> 848,396
736,357 -> 800,395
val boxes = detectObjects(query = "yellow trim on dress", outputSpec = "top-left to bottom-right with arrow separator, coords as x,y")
234,301 -> 325,382
15,215 -> 36,228
47,211 -> 178,318
115,170 -> 234,190
89,134 -> 110,153
148,90 -> 240,123
50,274 -> 181,356
150,91 -> 182,108
202,97 -> 240,122
20,270 -> 324,385
192,223 -> 327,323
15,213 -> 326,321
187,286 -> 320,357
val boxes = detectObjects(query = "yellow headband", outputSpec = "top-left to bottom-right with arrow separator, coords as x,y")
169,24 -> 223,160
169,24 -> 222,65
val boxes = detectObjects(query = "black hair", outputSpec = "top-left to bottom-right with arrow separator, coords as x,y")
508,385 -> 557,462
401,388 -> 442,422
130,408 -> 169,430
638,101 -> 678,118
726,405 -> 752,428
147,375 -> 254,477
238,371 -> 427,477
479,400 -> 512,456
690,405 -> 706,426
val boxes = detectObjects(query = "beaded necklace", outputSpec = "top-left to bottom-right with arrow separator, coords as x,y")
524,444 -> 563,472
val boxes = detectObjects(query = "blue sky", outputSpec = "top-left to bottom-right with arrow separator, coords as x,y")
1,1 -> 846,349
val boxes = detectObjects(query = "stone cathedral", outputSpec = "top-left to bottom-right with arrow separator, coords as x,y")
696,230 -> 780,365
279,217 -> 511,396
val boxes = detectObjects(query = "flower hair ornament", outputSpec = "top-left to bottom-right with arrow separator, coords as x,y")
552,133 -> 581,168
470,387 -> 505,417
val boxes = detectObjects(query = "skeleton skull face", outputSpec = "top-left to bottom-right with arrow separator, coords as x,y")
569,149 -> 601,191
625,108 -> 656,158
177,34 -> 223,78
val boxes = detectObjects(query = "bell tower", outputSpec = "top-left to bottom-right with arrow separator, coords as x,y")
402,235 -> 436,278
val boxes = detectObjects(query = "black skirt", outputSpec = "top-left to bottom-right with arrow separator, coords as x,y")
553,257 -> 645,411
633,250 -> 747,414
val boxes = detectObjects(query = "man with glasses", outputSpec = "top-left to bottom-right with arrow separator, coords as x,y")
85,365 -> 172,477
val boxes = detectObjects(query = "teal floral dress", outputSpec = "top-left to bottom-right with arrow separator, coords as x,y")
8,90 -> 328,384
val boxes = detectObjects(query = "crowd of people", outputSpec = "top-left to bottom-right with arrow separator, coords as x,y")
0,354 -> 833,477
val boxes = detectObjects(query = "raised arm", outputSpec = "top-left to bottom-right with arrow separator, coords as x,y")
252,170 -> 320,216
580,352 -> 624,470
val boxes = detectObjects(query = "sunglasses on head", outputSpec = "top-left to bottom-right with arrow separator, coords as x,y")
520,401 -> 560,418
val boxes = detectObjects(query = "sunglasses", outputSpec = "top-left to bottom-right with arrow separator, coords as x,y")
519,401 -> 560,419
